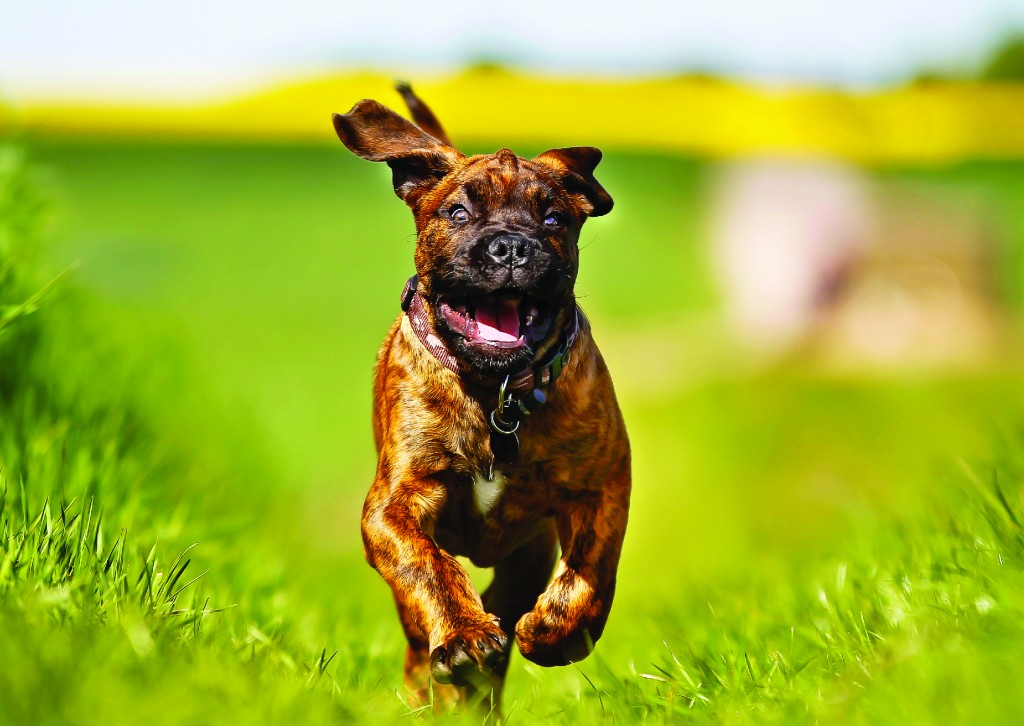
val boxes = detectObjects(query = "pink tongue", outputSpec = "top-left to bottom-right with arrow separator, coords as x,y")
475,298 -> 520,342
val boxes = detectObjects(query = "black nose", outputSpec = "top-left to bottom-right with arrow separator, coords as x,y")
485,235 -> 534,267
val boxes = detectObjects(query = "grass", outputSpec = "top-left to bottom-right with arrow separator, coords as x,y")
640,462 -> 1024,721
2,136 -> 1024,722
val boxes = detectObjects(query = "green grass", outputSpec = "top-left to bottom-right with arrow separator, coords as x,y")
3,137 -> 1024,722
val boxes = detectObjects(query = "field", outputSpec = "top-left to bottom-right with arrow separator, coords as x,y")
4,137 -> 1024,723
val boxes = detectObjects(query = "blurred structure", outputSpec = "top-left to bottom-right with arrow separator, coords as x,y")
710,160 -> 1004,369
710,161 -> 872,350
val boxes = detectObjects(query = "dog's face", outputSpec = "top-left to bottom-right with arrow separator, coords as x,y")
334,100 -> 612,375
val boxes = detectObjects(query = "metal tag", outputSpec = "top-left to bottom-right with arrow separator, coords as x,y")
490,430 -> 520,466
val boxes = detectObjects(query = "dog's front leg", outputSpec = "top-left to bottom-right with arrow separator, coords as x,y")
515,452 -> 631,666
361,474 -> 508,688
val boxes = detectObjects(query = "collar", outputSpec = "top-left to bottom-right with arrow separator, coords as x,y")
400,274 -> 581,395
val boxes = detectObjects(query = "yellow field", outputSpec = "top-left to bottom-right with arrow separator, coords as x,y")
7,68 -> 1024,163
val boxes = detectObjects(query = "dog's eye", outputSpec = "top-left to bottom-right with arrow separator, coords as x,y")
449,205 -> 470,224
543,212 -> 563,228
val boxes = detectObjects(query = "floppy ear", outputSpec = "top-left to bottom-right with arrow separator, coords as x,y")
394,81 -> 455,148
332,99 -> 463,206
535,147 -> 614,217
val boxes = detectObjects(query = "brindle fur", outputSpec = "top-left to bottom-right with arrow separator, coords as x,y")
333,88 -> 630,712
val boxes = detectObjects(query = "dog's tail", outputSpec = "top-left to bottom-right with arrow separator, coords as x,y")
395,81 -> 455,149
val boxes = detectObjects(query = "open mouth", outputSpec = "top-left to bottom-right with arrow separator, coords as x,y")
438,291 -> 553,351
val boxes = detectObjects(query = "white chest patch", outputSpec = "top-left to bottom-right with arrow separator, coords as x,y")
472,470 -> 506,515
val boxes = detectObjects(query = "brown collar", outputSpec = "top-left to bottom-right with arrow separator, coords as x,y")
400,275 -> 581,396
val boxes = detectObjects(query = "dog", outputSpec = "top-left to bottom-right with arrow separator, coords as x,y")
332,85 -> 631,711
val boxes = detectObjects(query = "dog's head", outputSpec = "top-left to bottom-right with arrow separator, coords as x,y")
333,99 -> 612,376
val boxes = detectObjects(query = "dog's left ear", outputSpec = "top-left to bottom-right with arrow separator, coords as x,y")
333,100 -> 463,206
535,147 -> 614,217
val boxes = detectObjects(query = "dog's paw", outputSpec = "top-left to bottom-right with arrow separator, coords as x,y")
515,611 -> 595,667
430,619 -> 509,686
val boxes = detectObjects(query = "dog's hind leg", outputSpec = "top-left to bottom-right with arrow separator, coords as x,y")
479,520 -> 560,708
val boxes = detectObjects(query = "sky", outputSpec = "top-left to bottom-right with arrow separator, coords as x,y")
3,0 -> 1024,100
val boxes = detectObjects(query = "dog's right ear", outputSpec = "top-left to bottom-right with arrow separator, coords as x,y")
535,147 -> 614,217
333,100 -> 463,206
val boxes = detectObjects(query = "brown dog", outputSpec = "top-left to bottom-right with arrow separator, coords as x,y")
332,86 -> 631,711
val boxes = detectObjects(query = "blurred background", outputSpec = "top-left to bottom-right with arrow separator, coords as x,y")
3,0 -> 1024,718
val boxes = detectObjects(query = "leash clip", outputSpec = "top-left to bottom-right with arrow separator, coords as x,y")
489,374 -> 521,469
496,374 -> 512,415
491,374 -> 519,433
489,408 -> 520,436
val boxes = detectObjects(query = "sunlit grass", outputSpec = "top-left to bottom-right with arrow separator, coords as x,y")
2,138 -> 1024,722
